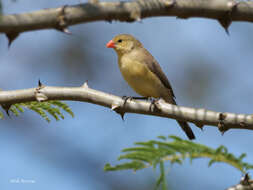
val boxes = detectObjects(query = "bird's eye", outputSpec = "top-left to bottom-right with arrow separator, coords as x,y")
117,39 -> 122,43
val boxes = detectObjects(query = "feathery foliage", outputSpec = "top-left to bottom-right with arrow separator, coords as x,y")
105,136 -> 253,189
1,101 -> 74,122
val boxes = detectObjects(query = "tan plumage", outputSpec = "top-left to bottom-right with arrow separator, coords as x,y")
107,34 -> 196,140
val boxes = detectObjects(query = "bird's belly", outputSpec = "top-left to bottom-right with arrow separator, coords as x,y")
119,61 -> 163,98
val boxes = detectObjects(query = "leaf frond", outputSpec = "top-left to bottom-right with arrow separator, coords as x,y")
105,136 -> 253,174
0,100 -> 74,122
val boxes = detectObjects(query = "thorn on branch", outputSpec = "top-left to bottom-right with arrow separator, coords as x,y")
82,81 -> 89,88
38,79 -> 42,87
240,173 -> 251,186
218,0 -> 238,35
1,103 -> 11,117
218,18 -> 231,35
35,80 -> 48,102
218,113 -> 228,134
119,112 -> 125,121
227,173 -> 253,190
195,123 -> 204,130
6,32 -> 19,48
56,5 -> 72,35
0,88 -> 11,116
111,102 -> 125,120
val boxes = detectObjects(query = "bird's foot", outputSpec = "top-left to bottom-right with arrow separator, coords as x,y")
122,96 -> 149,107
149,98 -> 162,112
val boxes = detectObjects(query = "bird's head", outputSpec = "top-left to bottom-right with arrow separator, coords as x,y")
106,34 -> 142,55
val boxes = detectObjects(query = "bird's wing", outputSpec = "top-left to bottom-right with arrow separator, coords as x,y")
135,47 -> 176,99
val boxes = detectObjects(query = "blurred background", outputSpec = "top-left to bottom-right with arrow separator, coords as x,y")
1,0 -> 253,189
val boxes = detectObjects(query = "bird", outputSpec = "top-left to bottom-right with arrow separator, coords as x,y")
106,34 -> 197,140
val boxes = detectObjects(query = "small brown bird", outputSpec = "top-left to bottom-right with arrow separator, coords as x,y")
106,34 -> 196,140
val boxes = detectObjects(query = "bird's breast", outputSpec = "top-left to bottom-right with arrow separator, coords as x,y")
118,56 -> 165,98
119,57 -> 147,77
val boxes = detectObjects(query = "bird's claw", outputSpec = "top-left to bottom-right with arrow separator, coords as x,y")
122,96 -> 133,107
122,96 -> 150,107
149,98 -> 161,112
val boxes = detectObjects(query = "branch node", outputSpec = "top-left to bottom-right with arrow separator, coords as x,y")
152,98 -> 163,112
218,113 -> 228,134
130,9 -> 142,22
56,5 -> 72,35
6,32 -> 19,48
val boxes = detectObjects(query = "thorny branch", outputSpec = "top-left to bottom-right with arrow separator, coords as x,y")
1,82 -> 253,133
1,0 -> 253,45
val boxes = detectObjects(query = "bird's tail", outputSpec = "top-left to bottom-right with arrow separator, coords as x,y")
163,95 -> 196,140
176,120 -> 195,140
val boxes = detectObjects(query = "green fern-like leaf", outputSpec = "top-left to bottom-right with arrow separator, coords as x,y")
0,100 -> 74,122
105,135 -> 253,189
50,101 -> 74,118
104,161 -> 146,172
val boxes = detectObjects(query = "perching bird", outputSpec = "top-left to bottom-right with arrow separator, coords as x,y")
106,34 -> 196,140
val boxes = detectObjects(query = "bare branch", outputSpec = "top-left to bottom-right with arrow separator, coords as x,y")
1,83 -> 253,131
1,0 -> 253,34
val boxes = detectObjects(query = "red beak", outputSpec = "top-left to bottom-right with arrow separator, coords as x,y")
106,40 -> 115,48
